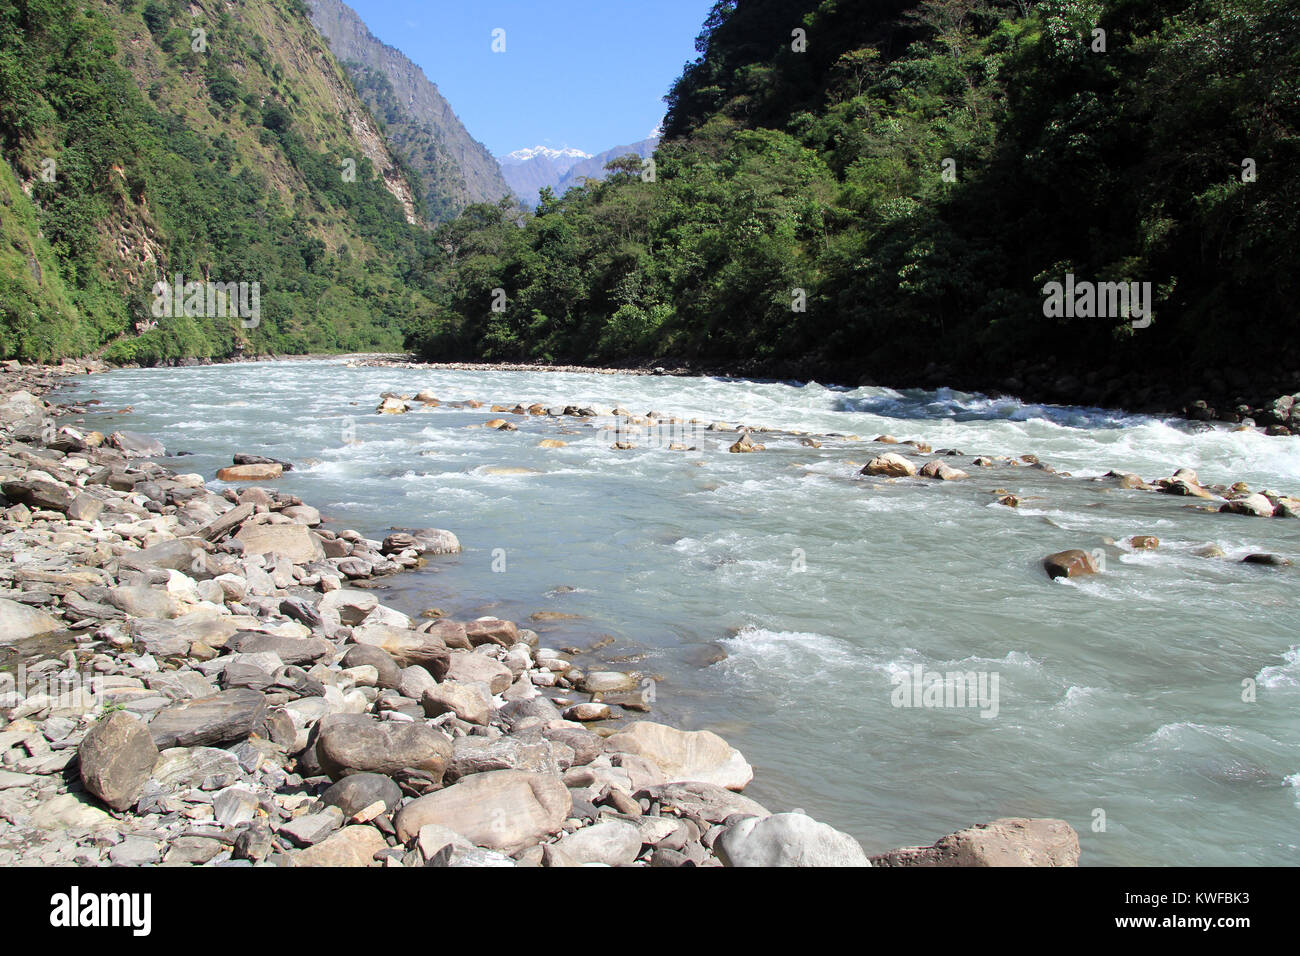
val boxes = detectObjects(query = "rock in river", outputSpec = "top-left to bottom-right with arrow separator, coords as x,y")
862,453 -> 917,478
870,817 -> 1080,867
1042,549 -> 1099,580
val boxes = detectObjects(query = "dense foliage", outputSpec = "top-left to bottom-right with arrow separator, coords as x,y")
412,0 -> 1300,408
0,0 -> 441,363
3,0 -> 1296,406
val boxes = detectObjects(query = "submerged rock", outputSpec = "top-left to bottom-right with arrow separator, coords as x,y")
216,463 -> 283,482
862,452 -> 917,478
1042,549 -> 1099,580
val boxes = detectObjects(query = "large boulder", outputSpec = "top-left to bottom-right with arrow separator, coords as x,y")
120,537 -> 207,573
635,782 -> 770,824
551,819 -> 644,866
78,712 -> 159,811
128,614 -> 238,656
109,431 -> 165,457
393,769 -> 571,852
413,528 -> 465,556
320,773 -> 403,817
1219,493 -> 1275,517
861,453 -> 917,478
716,811 -> 870,867
226,631 -> 331,666
919,460 -> 968,481
440,652 -> 513,694
0,389 -> 43,423
339,645 -> 402,689
291,826 -> 386,867
216,463 -> 283,482
1042,549 -> 1099,580
0,598 -> 62,641
1160,477 -> 1214,499
235,523 -> 324,564
320,589 -> 379,625
314,713 -> 451,782
1,477 -> 73,512
147,688 -> 268,748
870,817 -> 1081,867
446,736 -> 566,782
604,721 -> 753,791
421,682 -> 493,726
464,618 -> 519,647
107,586 -> 180,620
350,623 -> 449,670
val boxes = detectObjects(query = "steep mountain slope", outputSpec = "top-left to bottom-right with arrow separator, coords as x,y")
307,0 -> 512,221
413,0 -> 1300,420
0,0 -> 438,363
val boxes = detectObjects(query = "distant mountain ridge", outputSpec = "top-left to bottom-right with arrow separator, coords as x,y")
307,0 -> 513,221
502,138 -> 659,207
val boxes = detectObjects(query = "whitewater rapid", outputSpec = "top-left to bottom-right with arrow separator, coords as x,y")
59,359 -> 1300,865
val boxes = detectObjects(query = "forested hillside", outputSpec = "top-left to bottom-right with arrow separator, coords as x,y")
0,0 -> 442,363
412,0 -> 1300,417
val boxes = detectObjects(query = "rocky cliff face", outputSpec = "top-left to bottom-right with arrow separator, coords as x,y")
308,0 -> 513,221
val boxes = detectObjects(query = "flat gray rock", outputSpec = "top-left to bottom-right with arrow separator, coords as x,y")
147,688 -> 268,748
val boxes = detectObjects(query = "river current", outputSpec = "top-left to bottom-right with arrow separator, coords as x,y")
58,358 -> 1300,865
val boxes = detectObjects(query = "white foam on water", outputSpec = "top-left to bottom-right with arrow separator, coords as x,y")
1257,647 -> 1300,689
1284,773 -> 1300,807
57,358 -> 1300,866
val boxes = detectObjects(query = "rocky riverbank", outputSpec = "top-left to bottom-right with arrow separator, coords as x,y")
0,359 -> 1092,867
373,384 -> 1298,578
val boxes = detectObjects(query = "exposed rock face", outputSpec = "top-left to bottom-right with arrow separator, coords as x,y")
870,817 -> 1081,867
306,0 -> 512,221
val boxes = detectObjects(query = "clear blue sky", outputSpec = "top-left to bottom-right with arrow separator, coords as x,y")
346,0 -> 718,157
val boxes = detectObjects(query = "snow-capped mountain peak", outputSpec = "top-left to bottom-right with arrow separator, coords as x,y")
501,145 -> 592,164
